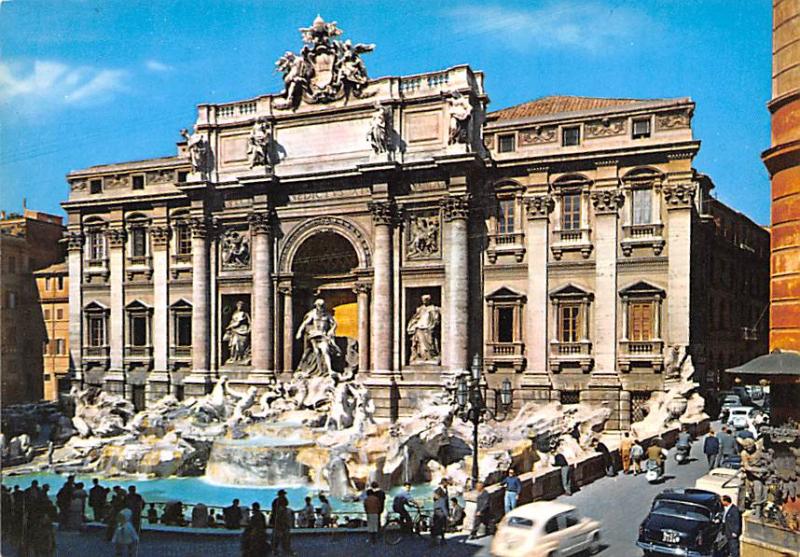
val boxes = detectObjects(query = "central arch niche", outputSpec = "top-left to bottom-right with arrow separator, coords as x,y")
289,230 -> 360,370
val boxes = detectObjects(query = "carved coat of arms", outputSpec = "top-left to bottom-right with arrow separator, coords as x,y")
275,16 -> 375,110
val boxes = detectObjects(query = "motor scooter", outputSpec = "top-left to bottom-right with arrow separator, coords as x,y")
674,443 -> 691,465
645,458 -> 663,483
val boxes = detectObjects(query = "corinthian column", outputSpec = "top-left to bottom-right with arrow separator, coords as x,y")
369,200 -> 395,375
66,230 -> 84,387
250,212 -> 274,377
441,195 -> 470,372
524,194 -> 554,380
189,217 -> 211,382
354,282 -> 371,373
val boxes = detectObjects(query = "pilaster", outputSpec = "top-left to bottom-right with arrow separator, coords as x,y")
664,183 -> 696,349
66,229 -> 84,386
150,223 -> 170,375
106,226 -> 126,374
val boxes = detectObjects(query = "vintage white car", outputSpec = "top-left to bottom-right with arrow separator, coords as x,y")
694,467 -> 744,506
490,501 -> 602,557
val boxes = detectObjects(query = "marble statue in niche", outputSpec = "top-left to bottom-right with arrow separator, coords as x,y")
407,294 -> 441,364
367,102 -> 391,154
221,230 -> 250,269
448,92 -> 472,144
407,214 -> 439,259
296,298 -> 341,377
223,301 -> 251,365
247,118 -> 271,168
180,128 -> 210,173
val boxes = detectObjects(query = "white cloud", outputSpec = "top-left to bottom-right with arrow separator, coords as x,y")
447,2 -> 651,52
144,59 -> 173,73
0,59 -> 129,115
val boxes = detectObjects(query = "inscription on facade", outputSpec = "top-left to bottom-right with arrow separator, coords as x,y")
406,111 -> 441,143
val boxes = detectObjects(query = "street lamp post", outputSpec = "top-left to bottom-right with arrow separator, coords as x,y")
456,353 -> 513,487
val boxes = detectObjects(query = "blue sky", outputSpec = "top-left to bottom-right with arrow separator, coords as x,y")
0,0 -> 772,224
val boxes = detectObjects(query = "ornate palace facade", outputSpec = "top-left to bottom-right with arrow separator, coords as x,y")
63,18 -> 768,427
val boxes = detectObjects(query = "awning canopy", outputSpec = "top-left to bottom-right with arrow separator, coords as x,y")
726,349 -> 800,376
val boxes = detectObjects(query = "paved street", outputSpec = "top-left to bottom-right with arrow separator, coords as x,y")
1,435 -> 713,557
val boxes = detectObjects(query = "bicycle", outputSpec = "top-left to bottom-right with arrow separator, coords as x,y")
382,506 -> 430,546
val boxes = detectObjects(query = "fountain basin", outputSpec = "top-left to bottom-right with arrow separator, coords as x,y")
206,434 -> 315,486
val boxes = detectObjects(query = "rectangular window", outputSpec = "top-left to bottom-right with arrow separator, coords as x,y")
90,179 -> 102,194
497,199 -> 515,234
43,340 -> 50,355
88,316 -> 105,346
562,126 -> 580,146
629,302 -> 653,341
7,291 -> 16,309
44,309 -> 51,320
497,134 -> 516,153
176,314 -> 192,346
57,276 -> 64,290
44,277 -> 51,291
632,118 -> 651,139
497,307 -> 514,343
56,338 -> 65,355
89,232 -> 105,260
561,193 -> 581,231
131,228 -> 147,257
559,304 -> 581,343
130,314 -> 148,346
132,175 -> 145,190
177,171 -> 189,183
176,224 -> 192,255
56,308 -> 64,320
632,189 -> 653,225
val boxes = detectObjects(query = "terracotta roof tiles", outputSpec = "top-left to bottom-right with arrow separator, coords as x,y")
489,95 -> 661,121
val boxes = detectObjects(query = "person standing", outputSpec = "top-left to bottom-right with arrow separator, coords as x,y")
718,426 -> 738,466
722,495 -> 742,557
272,497 -> 297,556
240,511 -> 268,557
318,494 -> 332,527
620,432 -> 633,474
630,439 -> 645,475
369,481 -> 386,522
554,450 -> 573,495
111,508 -> 139,557
125,485 -> 145,533
224,498 -> 243,529
430,487 -> 448,546
363,488 -> 382,544
500,468 -> 522,513
703,429 -> 720,469
55,476 -> 74,528
88,478 -> 107,522
469,482 -> 493,540
594,440 -> 616,477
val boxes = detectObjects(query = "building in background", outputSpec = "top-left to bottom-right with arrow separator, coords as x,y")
765,0 -> 800,352
61,18 -> 769,428
0,209 -> 65,404
35,262 -> 70,401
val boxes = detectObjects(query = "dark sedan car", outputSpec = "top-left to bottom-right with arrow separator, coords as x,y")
636,488 -> 727,557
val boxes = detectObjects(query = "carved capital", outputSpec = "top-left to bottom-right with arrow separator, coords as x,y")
663,183 -> 696,208
66,231 -> 85,251
440,195 -> 470,221
248,211 -> 272,236
353,282 -> 372,295
368,200 -> 398,226
189,217 -> 211,239
106,228 -> 127,248
150,225 -> 170,247
590,190 -> 624,214
525,195 -> 555,220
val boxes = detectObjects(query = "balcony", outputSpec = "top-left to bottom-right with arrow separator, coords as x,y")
485,342 -> 525,372
126,255 -> 153,281
84,258 -> 109,284
551,228 -> 593,260
487,232 -> 525,263
618,339 -> 664,372
621,223 -> 665,256
83,345 -> 110,370
124,345 -> 153,371
170,253 -> 193,279
549,340 -> 593,372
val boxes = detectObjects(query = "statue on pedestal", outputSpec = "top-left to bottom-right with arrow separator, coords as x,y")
247,118 -> 271,169
296,298 -> 341,376
407,294 -> 441,364
223,301 -> 251,365
180,128 -> 210,173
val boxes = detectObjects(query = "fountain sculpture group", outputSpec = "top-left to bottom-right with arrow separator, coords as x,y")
4,297 -> 708,499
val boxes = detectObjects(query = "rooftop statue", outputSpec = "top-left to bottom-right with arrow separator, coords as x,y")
275,15 -> 375,110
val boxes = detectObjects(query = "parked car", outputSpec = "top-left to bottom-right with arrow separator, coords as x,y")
719,394 -> 742,422
636,488 -> 726,557
726,405 -> 757,431
694,468 -> 744,506
491,501 -> 601,557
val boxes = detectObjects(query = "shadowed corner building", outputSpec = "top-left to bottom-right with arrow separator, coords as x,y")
60,16 -> 769,428
0,209 -> 66,404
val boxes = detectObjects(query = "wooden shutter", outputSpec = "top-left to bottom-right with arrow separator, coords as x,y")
629,302 -> 653,341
